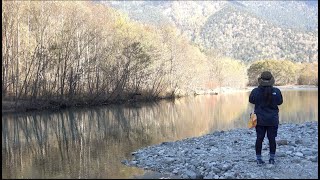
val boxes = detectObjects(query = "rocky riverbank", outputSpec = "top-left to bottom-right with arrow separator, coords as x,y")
123,121 -> 318,179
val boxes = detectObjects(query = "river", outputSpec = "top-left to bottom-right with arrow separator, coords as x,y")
2,89 -> 318,178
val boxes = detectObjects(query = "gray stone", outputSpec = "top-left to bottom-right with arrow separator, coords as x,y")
161,142 -> 171,145
121,159 -> 128,165
209,142 -> 218,146
196,173 -> 204,179
309,156 -> 318,162
190,159 -> 198,165
220,164 -> 232,171
212,167 -> 221,174
266,164 -> 274,169
295,139 -> 303,144
233,172 -> 240,178
289,142 -> 297,147
249,174 -> 257,178
277,139 -> 288,145
292,158 -> 301,163
223,172 -> 234,179
164,157 -> 175,164
288,147 -> 295,151
181,174 -> 189,179
203,174 -> 215,179
199,167 -> 205,172
311,150 -> 318,154
277,152 -> 286,157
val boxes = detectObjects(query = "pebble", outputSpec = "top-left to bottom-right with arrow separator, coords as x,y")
302,150 -> 313,156
276,151 -> 286,157
223,172 -> 234,179
295,139 -> 303,144
212,167 -> 221,174
124,122 -> 318,179
292,158 -> 302,163
220,164 -> 232,171
286,151 -> 293,155
309,156 -> 318,162
185,170 -> 197,179
266,164 -> 274,169
164,157 -> 175,164
277,139 -> 289,145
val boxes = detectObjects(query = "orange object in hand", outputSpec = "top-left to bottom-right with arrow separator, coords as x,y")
248,113 -> 257,128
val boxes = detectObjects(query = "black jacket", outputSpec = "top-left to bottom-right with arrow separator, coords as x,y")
249,86 -> 283,126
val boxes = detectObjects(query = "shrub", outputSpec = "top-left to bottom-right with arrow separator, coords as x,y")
247,59 -> 298,86
297,62 -> 318,85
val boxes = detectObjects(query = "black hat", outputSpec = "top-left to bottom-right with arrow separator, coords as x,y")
258,71 -> 275,86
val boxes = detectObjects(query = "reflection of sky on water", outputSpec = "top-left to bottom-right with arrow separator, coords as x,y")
2,90 -> 318,179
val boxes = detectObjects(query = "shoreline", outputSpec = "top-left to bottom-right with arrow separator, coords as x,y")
1,94 -> 177,115
196,85 -> 318,95
124,121 -> 318,179
2,85 -> 317,115
221,85 -> 318,94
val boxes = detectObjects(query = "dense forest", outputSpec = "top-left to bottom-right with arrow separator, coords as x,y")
2,1 -> 318,112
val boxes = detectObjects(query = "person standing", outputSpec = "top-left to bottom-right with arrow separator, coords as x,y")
249,71 -> 283,165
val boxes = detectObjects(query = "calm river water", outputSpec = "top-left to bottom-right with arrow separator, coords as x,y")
2,89 -> 318,178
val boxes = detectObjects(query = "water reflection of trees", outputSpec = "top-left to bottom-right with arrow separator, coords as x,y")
2,90 -> 318,178
2,106 -> 155,178
279,90 -> 318,123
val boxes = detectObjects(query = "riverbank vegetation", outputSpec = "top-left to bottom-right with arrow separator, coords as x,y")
247,60 -> 318,86
2,1 -> 318,112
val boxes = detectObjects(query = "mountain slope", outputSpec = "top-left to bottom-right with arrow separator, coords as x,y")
199,4 -> 318,62
102,1 -> 318,62
239,1 -> 318,31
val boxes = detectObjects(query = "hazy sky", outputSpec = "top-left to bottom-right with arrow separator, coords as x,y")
304,0 -> 318,6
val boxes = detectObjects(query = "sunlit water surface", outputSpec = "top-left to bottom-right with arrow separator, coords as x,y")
2,89 -> 318,178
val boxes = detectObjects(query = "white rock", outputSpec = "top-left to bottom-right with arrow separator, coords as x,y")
302,150 -> 313,156
185,170 -> 197,179
295,152 -> 304,157
172,169 -> 179,174
221,164 -> 232,171
286,151 -> 293,155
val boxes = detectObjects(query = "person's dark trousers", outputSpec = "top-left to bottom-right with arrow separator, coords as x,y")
255,125 -> 278,157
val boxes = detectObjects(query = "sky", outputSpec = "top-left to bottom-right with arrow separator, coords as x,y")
303,0 -> 318,6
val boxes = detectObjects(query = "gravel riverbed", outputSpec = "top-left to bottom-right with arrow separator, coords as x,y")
123,121 -> 318,179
